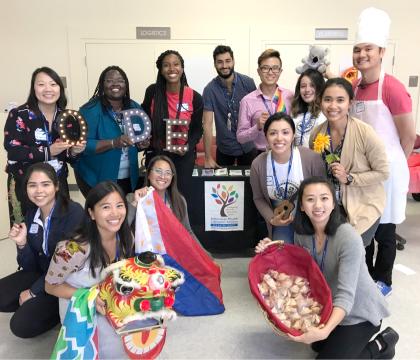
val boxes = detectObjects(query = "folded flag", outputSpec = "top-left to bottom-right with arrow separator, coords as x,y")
51,287 -> 99,360
135,189 -> 224,316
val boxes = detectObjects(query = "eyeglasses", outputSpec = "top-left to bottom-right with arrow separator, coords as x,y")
151,168 -> 173,178
104,78 -> 126,85
259,65 -> 282,74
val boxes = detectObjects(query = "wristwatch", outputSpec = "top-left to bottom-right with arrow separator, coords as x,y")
346,173 -> 354,185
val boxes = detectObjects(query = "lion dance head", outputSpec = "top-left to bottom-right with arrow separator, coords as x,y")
98,252 -> 184,359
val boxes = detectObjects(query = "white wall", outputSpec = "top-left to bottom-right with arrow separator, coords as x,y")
0,0 -> 419,145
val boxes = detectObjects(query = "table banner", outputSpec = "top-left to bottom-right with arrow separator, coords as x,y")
204,181 -> 244,232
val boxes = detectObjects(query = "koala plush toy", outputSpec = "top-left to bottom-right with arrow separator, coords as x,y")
296,45 -> 330,74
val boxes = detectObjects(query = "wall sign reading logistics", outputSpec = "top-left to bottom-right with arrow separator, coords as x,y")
204,181 -> 244,232
136,27 -> 171,40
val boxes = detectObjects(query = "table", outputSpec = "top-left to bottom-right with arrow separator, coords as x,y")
187,167 -> 266,253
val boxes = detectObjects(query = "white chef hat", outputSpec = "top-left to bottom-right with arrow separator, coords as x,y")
355,7 -> 391,47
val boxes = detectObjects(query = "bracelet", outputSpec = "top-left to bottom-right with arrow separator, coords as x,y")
111,139 -> 114,149
17,243 -> 26,249
28,289 -> 36,298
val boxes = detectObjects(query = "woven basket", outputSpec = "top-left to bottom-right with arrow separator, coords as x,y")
249,241 -> 333,337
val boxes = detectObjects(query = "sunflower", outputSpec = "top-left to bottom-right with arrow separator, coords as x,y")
313,133 -> 330,154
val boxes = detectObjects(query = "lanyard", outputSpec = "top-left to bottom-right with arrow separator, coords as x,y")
298,112 -> 308,146
41,108 -> 58,145
271,149 -> 293,200
115,233 -> 120,262
261,95 -> 276,116
222,74 -> 237,128
42,204 -> 56,257
326,123 -> 347,153
108,108 -> 124,134
312,235 -> 329,272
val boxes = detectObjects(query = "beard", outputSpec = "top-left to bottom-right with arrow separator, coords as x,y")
217,66 -> 234,79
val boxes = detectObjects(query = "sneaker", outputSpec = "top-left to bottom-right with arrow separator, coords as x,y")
376,281 -> 392,297
375,327 -> 399,359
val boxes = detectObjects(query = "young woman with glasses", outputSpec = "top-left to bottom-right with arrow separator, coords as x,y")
130,155 -> 196,238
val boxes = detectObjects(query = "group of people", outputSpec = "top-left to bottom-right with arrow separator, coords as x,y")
0,6 -> 416,359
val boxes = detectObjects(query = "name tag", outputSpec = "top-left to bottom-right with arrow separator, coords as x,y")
46,159 -> 63,173
179,103 -> 189,112
355,101 -> 365,113
29,223 -> 39,234
34,128 -> 47,141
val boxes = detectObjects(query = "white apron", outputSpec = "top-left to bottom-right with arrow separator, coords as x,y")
351,71 -> 408,224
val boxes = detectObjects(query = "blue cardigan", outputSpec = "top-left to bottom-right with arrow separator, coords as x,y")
74,98 -> 141,190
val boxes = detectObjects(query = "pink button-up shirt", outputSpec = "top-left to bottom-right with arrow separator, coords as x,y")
237,85 -> 293,151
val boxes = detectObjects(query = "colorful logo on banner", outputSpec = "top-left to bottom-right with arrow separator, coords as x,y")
205,181 -> 244,231
210,184 -> 239,217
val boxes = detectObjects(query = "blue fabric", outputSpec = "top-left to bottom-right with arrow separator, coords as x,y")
51,287 -> 99,360
202,72 -> 256,156
272,223 -> 294,244
162,254 -> 225,316
74,99 -> 141,190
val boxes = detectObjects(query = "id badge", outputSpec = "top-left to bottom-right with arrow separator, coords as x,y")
46,159 -> 63,173
35,128 -> 47,141
355,101 -> 365,113
179,103 -> 189,112
227,113 -> 232,131
29,223 -> 39,234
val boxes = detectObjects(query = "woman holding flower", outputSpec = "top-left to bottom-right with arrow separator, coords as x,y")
310,78 -> 389,245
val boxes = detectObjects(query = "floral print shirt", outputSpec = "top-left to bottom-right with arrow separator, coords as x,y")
3,103 -> 76,178
46,240 -> 90,285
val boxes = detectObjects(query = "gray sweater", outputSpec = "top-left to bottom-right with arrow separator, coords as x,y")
294,223 -> 390,326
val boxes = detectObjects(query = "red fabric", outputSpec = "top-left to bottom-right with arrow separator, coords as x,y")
352,74 -> 412,116
195,136 -> 217,166
408,153 -> 420,193
248,243 -> 333,337
167,87 -> 193,146
150,87 -> 194,148
153,191 -> 224,303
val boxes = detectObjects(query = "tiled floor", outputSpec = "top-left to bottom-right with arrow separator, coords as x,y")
0,192 -> 419,359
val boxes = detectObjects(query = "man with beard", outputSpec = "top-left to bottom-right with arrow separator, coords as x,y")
202,45 -> 257,167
